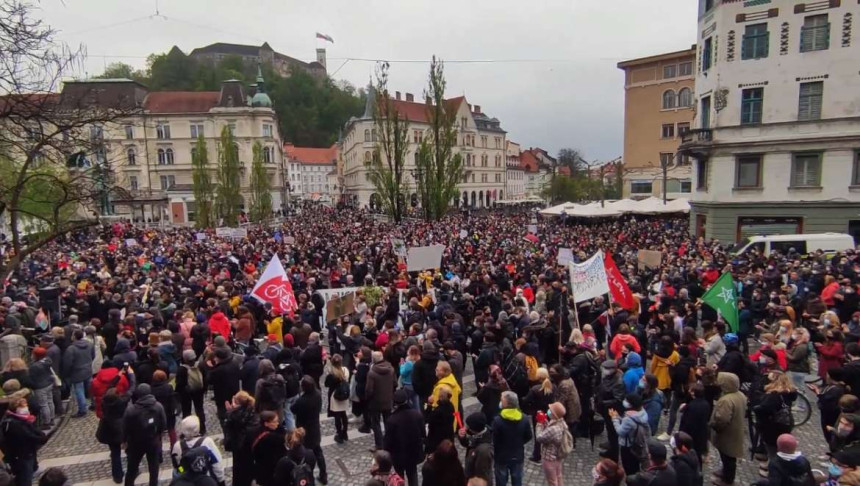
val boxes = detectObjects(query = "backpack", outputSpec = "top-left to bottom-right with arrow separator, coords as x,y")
279,362 -> 301,399
628,420 -> 651,467
172,437 -> 214,478
135,405 -> 163,442
772,395 -> 794,428
560,426 -> 574,458
260,378 -> 287,406
333,377 -> 350,401
292,459 -> 315,486
184,365 -> 204,392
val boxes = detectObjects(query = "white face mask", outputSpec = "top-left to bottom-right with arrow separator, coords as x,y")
16,408 -> 28,416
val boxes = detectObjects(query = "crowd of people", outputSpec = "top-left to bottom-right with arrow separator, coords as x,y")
0,206 -> 858,486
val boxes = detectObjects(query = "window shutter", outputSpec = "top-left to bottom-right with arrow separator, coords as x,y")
762,34 -> 769,57
817,23 -> 830,49
806,156 -> 820,186
798,92 -> 810,120
801,28 -> 813,51
792,158 -> 804,186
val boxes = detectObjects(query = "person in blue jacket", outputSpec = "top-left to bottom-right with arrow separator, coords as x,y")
623,352 -> 645,393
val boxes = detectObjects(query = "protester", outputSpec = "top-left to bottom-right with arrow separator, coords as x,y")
123,384 -> 167,486
222,392 -> 259,486
625,439 -> 677,486
421,439 -> 466,486
458,412 -> 494,486
169,416 -> 226,486
752,433 -> 814,486
384,389 -> 425,486
535,401 -> 569,486
292,375 -> 327,484
2,396 -> 47,486
366,350 -> 395,451
610,392 -> 650,475
710,372 -> 746,486
492,391 -> 532,486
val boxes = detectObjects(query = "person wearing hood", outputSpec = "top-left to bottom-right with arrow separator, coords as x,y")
610,392 -> 650,475
709,372 -> 746,486
384,389 -> 425,486
207,311 -> 231,342
122,383 -> 167,486
254,359 -> 286,419
597,359 -> 627,462
609,324 -> 641,362
1,396 -> 47,486
431,360 -> 462,428
207,346 -> 240,427
365,350 -> 395,450
28,346 -> 55,428
668,432 -> 701,486
156,330 -> 179,375
150,370 -> 178,447
752,433 -> 814,486
113,338 -> 138,368
492,391 -> 532,486
623,352 -> 645,394
702,321 -> 726,367
458,412 -> 494,486
412,341 -> 441,409
826,449 -> 860,485
169,415 -> 225,486
62,329 -> 95,417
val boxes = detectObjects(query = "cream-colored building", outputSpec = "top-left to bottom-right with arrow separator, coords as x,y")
342,90 -> 507,208
505,141 -> 525,200
680,0 -> 860,243
617,48 -> 696,199
284,143 -> 337,202
61,74 -> 287,225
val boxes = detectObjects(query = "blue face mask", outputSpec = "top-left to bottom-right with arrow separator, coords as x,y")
829,463 -> 843,478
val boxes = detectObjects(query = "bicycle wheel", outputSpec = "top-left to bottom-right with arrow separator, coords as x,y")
792,394 -> 812,427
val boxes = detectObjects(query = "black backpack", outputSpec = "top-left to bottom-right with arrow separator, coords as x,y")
134,405 -> 163,442
278,362 -> 301,399
260,378 -> 287,406
171,437 -> 214,478
292,458 -> 315,486
333,377 -> 350,401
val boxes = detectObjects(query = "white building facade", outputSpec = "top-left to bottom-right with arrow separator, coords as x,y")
342,91 -> 507,209
680,0 -> 860,243
284,144 -> 337,202
505,141 -> 525,200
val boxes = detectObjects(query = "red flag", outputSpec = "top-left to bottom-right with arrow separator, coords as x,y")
603,253 -> 635,310
250,254 -> 298,315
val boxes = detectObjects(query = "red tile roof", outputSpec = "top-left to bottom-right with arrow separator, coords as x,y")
386,96 -> 465,123
520,150 -> 539,173
144,91 -> 220,114
284,143 -> 337,165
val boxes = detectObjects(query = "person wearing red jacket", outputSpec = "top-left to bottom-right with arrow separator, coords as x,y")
209,311 -> 232,341
749,333 -> 788,371
609,324 -> 641,362
90,362 -> 131,418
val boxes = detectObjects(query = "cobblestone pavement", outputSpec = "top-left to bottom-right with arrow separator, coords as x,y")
37,358 -> 832,486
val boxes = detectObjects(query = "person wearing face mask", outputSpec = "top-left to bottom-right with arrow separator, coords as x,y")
828,414 -> 860,456
843,312 -> 860,343
842,344 -> 860,397
785,328 -> 811,412
596,360 -> 627,462
750,334 -> 788,371
639,374 -> 663,435
590,458 -> 625,486
810,367 -> 847,445
752,433 -> 815,486
0,396 -> 47,486
458,412 -> 494,486
535,402 -> 569,486
609,392 -> 650,475
816,330 -> 845,382
826,449 -> 860,485
753,372 -> 798,477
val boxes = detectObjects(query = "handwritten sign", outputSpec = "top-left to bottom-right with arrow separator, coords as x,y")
569,252 -> 609,303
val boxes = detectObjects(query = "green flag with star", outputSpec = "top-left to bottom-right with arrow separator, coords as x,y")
701,271 -> 739,332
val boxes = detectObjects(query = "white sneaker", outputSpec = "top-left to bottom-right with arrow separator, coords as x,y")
656,432 -> 671,441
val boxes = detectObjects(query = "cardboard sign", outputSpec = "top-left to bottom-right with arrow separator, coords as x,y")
215,227 -> 248,239
391,238 -> 407,258
637,249 -> 663,270
315,287 -> 360,325
125,238 -> 137,247
557,248 -> 574,266
325,292 -> 356,322
406,244 -> 445,272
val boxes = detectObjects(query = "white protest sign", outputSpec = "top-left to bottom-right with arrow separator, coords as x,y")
459,229 -> 468,239
215,227 -> 232,238
557,248 -> 574,266
569,251 -> 610,303
285,236 -> 295,245
315,287 -> 361,326
406,244 -> 445,272
527,225 -> 538,234
232,227 -> 248,239
125,238 -> 138,247
195,233 -> 207,241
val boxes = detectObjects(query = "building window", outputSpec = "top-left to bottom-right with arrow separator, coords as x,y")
854,151 -> 860,186
666,179 -> 692,193
481,136 -> 487,148
129,175 -> 138,190
798,81 -> 823,121
735,155 -> 762,188
156,124 -> 171,140
661,124 -> 675,139
124,125 -> 134,140
630,181 -> 653,195
190,123 -> 204,139
471,173 -> 475,183
481,173 -> 487,183
663,64 -> 677,79
364,129 -> 370,142
801,14 -> 830,52
371,129 -> 377,142
660,152 -> 675,167
742,23 -> 769,59
263,147 -> 273,164
696,158 -> 709,190
677,122 -> 690,135
741,88 -> 764,125
791,152 -> 822,187
262,124 -> 273,137
364,151 -> 371,163
679,61 -> 692,76
703,37 -> 713,71
678,88 -> 693,108
662,90 -> 676,109
159,175 -> 175,190
127,147 -> 136,165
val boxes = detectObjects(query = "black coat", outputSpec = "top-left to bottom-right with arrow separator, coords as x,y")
291,389 -> 322,448
425,400 -> 455,454
150,381 -> 176,428
1,413 -> 47,459
383,404 -> 425,469
758,455 -> 815,486
299,344 -> 324,383
628,465 -> 678,486
754,391 -> 797,446
239,356 -> 261,395
670,450 -> 701,486
491,410 -> 532,463
412,351 -> 440,401
208,358 -> 241,406
251,427 -> 287,486
97,393 -> 130,446
679,397 -> 712,455
354,359 -> 371,399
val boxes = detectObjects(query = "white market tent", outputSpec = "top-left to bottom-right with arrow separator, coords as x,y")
540,197 -> 690,217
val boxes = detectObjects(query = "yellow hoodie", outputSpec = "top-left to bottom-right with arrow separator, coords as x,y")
431,373 -> 462,431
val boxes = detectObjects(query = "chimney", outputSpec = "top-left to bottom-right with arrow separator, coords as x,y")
395,91 -> 401,100
315,48 -> 327,71
405,93 -> 414,102
474,105 -> 481,113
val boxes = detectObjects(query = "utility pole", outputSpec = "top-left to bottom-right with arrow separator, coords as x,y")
661,157 -> 669,205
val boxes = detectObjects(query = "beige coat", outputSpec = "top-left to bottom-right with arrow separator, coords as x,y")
709,372 -> 747,458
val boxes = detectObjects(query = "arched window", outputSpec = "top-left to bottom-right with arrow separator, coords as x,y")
127,147 -> 136,166
364,129 -> 370,142
364,151 -> 371,163
662,90 -> 677,109
191,146 -> 198,160
157,148 -> 166,165
371,129 -> 377,142
165,148 -> 174,165
678,88 -> 693,108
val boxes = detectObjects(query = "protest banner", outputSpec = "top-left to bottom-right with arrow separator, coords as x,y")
390,238 -> 407,258
314,287 -> 360,325
569,252 -> 610,303
637,249 -> 662,270
406,244 -> 445,272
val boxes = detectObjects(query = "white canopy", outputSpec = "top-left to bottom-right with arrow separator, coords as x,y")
540,202 -> 576,216
540,197 -> 690,217
564,205 -> 623,218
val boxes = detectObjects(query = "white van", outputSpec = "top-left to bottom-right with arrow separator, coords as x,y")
731,233 -> 855,257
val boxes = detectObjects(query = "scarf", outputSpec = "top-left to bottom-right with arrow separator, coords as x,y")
777,451 -> 801,461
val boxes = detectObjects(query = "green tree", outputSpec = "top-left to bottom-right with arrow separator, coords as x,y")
95,62 -> 147,82
191,135 -> 214,228
367,62 -> 410,223
248,141 -> 272,223
414,56 -> 463,221
542,175 -> 600,203
215,126 -> 242,226
557,148 -> 587,176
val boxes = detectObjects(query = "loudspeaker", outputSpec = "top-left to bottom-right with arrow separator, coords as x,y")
39,286 -> 61,322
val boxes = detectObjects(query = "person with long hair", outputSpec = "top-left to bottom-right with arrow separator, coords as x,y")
753,371 -> 798,477
476,364 -> 507,423
523,367 -> 555,464
222,391 -> 259,486
273,427 -> 318,485
251,410 -> 287,486
591,458 -> 625,486
324,354 -> 351,443
421,439 -> 466,486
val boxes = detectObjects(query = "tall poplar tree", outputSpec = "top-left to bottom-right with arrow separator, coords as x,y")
249,141 -> 272,222
215,126 -> 242,226
190,135 -> 214,227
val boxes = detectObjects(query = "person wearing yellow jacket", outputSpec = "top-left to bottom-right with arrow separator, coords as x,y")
649,336 -> 680,391
428,360 -> 462,431
266,315 -> 283,344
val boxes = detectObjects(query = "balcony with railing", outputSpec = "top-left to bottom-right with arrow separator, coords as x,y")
680,128 -> 713,144
678,128 -> 713,161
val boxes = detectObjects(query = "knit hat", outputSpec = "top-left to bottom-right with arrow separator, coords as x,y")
422,341 -> 436,353
133,383 -> 152,400
283,333 -> 295,347
601,359 -> 617,371
267,333 -> 278,343
776,433 -> 798,454
393,389 -> 409,406
215,347 -> 232,361
32,347 -> 47,360
182,349 -> 197,363
647,439 -> 668,461
465,412 -> 487,432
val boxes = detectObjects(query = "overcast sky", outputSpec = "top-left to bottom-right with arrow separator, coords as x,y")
38,0 -> 697,161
